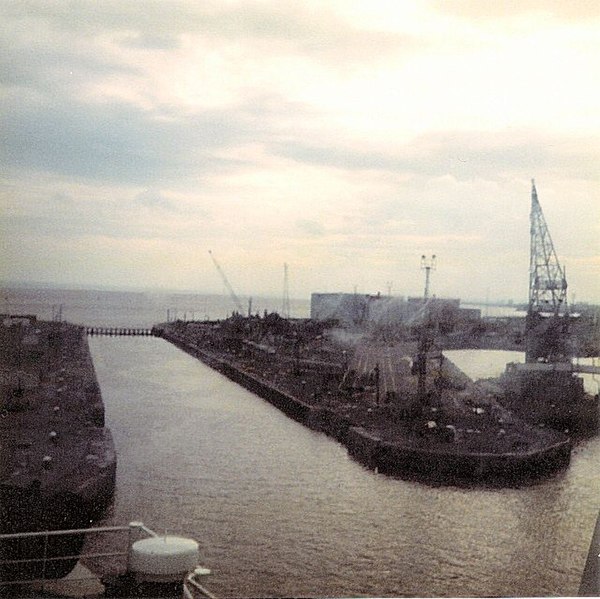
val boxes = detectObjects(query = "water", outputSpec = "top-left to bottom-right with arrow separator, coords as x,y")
462,303 -> 527,319
444,349 -> 600,396
0,287 -> 310,327
89,337 -> 599,597
4,287 -> 600,596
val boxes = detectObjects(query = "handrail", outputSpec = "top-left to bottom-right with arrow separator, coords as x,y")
184,569 -> 218,599
0,521 -> 216,597
0,521 -> 154,591
0,524 -> 131,540
3,550 -> 127,565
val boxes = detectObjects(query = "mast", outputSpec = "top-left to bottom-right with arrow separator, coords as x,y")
282,263 -> 291,318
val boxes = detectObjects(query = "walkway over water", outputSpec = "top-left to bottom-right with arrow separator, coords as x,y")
86,326 -> 157,337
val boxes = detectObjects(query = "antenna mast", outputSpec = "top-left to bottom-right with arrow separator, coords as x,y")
421,255 -> 436,300
282,263 -> 291,318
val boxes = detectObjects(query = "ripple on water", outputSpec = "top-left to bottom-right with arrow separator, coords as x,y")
90,337 -> 600,598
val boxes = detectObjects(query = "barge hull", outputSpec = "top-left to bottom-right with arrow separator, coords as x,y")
162,329 -> 571,484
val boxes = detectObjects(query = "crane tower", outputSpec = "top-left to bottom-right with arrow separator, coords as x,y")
526,180 -> 569,363
529,180 -> 568,317
501,181 -> 599,433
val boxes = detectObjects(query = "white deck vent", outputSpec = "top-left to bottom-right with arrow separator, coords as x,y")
129,535 -> 200,583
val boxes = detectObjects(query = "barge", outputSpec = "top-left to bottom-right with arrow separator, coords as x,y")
0,315 -> 116,581
158,315 -> 571,485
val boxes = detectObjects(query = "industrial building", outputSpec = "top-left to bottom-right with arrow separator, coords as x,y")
310,292 -> 480,330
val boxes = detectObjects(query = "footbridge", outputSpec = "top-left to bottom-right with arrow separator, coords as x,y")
86,326 -> 159,337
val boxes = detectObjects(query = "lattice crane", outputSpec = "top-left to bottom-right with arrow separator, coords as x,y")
505,181 -> 600,431
529,180 -> 568,317
526,180 -> 569,363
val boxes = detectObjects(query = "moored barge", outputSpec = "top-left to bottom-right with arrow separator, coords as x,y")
158,315 -> 571,485
0,315 -> 116,581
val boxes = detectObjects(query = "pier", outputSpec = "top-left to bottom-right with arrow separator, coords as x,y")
86,327 -> 157,337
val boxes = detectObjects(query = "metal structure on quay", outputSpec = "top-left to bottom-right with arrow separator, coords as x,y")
502,180 -> 600,433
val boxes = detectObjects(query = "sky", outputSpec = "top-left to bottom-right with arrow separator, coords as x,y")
1,1 -> 599,304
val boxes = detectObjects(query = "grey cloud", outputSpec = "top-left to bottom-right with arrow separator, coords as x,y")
1,187 -> 208,242
120,33 -> 181,50
0,28 -> 140,92
51,192 -> 75,207
0,93 -> 259,185
1,211 -> 173,242
273,131 -> 600,182
134,190 -> 177,211
1,1 -> 417,66
295,219 -> 325,237
1,70 -> 318,185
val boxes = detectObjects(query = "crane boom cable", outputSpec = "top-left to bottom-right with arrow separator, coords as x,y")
208,250 -> 244,313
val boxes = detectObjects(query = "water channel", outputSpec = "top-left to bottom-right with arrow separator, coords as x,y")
89,337 -> 599,597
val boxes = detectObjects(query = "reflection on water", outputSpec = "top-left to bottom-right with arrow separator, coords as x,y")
445,349 -> 600,395
444,349 -> 525,380
90,338 -> 599,598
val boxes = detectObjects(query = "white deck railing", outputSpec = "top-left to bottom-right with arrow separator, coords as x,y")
0,521 -> 215,597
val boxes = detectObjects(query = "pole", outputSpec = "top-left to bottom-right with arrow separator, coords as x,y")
421,255 -> 436,300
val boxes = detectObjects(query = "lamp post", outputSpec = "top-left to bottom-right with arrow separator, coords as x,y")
421,255 -> 436,300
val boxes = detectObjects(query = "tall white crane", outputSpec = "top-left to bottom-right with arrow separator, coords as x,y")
208,250 -> 244,314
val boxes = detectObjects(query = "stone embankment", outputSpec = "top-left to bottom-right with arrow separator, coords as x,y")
159,323 -> 571,484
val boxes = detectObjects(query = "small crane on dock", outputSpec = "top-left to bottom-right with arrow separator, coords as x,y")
208,250 -> 244,314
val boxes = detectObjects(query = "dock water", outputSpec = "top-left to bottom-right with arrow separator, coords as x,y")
88,335 -> 599,597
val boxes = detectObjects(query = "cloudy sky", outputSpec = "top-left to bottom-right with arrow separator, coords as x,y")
1,1 -> 599,303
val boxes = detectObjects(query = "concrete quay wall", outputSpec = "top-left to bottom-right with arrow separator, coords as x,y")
162,330 -> 571,482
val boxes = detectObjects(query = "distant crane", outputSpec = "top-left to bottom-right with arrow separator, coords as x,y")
208,250 -> 244,314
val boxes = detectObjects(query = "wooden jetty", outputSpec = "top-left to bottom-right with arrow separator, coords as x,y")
86,327 -> 157,337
